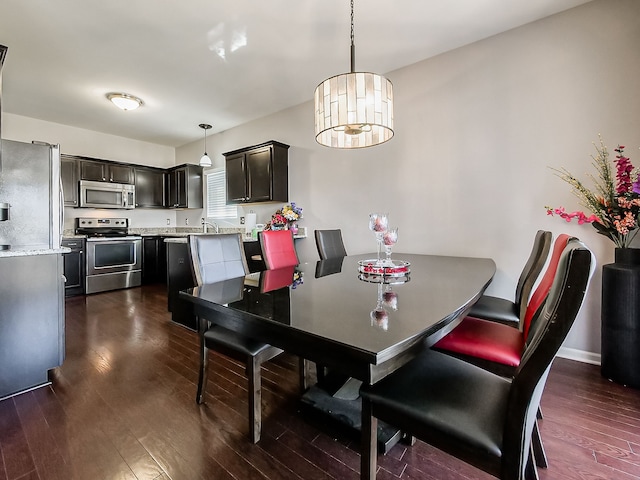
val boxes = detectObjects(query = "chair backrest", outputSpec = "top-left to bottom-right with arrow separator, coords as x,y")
514,230 -> 552,322
259,230 -> 299,270
188,233 -> 249,285
522,233 -> 573,339
314,229 -> 347,260
315,256 -> 345,278
502,240 -> 594,479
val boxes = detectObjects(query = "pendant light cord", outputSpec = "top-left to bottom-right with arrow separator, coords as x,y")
350,0 -> 355,73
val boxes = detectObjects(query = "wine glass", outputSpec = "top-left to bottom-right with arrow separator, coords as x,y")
382,227 -> 398,266
370,283 -> 389,330
369,213 -> 388,264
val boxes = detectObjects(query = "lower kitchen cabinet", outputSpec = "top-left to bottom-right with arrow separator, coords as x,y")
142,236 -> 167,284
165,240 -> 197,330
62,238 -> 85,297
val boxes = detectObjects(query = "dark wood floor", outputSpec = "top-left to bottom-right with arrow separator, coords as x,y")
1,285 -> 639,480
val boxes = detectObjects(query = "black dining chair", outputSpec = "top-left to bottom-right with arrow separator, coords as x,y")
315,229 -> 347,260
188,233 -> 283,443
360,241 -> 594,480
468,230 -> 552,328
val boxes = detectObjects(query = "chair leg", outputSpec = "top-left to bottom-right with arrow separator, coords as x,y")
248,356 -> 262,444
299,357 -> 308,393
361,397 -> 378,480
525,443 -> 540,480
196,343 -> 209,404
532,420 -> 548,468
537,406 -> 543,420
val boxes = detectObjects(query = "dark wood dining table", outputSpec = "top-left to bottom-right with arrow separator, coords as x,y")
180,252 -> 495,452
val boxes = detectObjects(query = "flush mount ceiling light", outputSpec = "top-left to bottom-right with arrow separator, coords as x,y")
106,92 -> 143,111
199,123 -> 212,167
314,0 -> 394,149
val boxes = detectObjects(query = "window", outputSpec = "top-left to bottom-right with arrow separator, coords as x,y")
206,169 -> 237,219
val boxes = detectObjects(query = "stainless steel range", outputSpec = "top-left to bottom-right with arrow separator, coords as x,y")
75,217 -> 142,294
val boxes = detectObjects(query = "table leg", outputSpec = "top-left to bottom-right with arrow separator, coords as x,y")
361,397 -> 377,479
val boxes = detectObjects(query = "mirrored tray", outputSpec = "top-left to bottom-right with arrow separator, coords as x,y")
357,259 -> 411,277
358,273 -> 410,285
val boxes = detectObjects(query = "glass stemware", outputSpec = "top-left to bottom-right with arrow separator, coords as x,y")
368,213 -> 388,265
382,227 -> 398,266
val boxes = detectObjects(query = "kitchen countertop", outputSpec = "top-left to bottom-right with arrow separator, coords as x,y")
0,246 -> 70,258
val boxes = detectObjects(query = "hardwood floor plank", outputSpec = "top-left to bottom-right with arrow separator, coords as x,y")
0,400 -> 36,480
2,285 -> 640,480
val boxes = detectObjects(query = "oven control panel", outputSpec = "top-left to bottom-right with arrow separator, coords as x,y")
77,217 -> 129,228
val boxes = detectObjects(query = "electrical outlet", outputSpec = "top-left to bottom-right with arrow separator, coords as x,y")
240,216 -> 245,224
185,218 -> 189,225
166,218 -> 170,225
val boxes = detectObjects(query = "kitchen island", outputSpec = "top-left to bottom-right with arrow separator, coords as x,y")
0,248 -> 68,399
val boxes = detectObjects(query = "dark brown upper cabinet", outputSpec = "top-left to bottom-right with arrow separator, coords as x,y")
224,141 -> 289,204
79,159 -> 134,184
61,156 -> 79,207
167,164 -> 203,209
134,167 -> 166,208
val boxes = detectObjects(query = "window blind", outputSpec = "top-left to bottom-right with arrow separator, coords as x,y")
206,169 -> 237,219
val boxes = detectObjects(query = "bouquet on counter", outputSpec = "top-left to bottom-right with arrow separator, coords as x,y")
265,202 -> 303,230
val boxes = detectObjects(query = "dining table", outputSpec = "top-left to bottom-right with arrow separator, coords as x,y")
180,252 -> 495,458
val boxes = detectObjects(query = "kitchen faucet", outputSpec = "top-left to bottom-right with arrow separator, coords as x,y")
201,218 -> 219,233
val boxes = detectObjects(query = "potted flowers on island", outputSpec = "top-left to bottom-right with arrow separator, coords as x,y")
546,136 -> 640,260
265,202 -> 303,234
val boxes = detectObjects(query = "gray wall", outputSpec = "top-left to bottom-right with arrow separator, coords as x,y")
177,0 -> 640,362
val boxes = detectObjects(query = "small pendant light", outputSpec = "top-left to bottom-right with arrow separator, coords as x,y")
199,123 -> 212,167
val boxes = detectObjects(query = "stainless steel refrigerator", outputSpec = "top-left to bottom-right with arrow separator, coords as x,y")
0,140 -> 62,249
0,139 -> 65,399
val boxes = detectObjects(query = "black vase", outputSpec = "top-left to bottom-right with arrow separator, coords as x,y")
601,248 -> 640,389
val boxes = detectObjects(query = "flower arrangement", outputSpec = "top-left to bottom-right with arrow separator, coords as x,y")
281,202 -> 303,223
265,202 -> 303,230
546,137 -> 640,248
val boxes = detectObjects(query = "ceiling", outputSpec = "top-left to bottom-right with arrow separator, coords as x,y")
0,0 -> 593,148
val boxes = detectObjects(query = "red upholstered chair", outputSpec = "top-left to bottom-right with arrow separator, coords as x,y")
259,230 -> 299,270
432,233 -> 574,374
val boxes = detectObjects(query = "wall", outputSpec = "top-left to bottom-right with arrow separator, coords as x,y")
176,0 -> 640,362
2,113 -> 178,229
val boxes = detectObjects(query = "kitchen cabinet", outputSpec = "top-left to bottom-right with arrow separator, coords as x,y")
224,140 -> 289,204
167,164 -> 203,209
134,167 -> 166,208
61,156 -> 79,207
80,159 -> 134,184
165,240 -> 197,330
62,238 -> 85,296
142,236 -> 167,284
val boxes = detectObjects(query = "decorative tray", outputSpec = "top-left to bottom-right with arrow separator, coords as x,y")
358,273 -> 410,285
357,259 -> 410,277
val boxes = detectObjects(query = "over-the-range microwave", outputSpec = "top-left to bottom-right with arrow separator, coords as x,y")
79,180 -> 135,209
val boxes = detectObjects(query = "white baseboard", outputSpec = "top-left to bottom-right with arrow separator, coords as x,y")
557,347 -> 601,366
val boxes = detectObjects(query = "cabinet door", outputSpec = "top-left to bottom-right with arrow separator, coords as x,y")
109,164 -> 134,184
246,146 -> 272,202
135,168 -> 165,207
168,168 -> 188,207
62,240 -> 85,296
61,157 -> 79,206
80,160 -> 107,181
226,153 -> 248,203
142,237 -> 166,284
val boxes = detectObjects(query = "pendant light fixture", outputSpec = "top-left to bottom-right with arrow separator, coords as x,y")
199,123 -> 212,167
314,0 -> 394,148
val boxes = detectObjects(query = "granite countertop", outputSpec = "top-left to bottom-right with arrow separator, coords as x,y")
0,246 -> 71,258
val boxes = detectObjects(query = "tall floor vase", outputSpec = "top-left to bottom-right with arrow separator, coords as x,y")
601,248 -> 640,389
